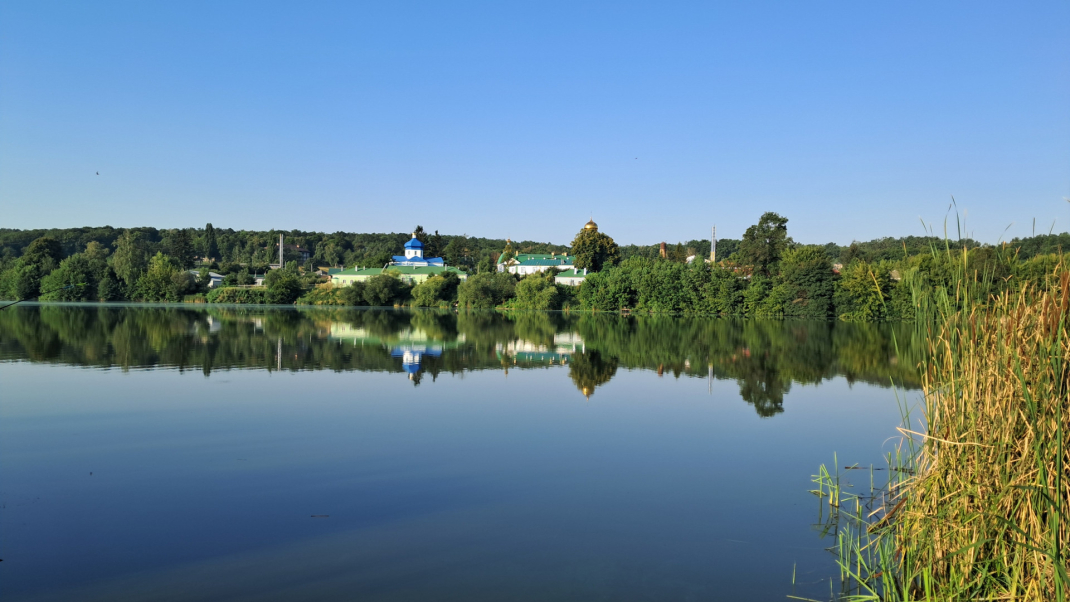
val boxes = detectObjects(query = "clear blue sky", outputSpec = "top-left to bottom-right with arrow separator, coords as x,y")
2,1 -> 1067,246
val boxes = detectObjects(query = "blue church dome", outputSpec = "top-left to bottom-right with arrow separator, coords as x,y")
404,234 -> 424,249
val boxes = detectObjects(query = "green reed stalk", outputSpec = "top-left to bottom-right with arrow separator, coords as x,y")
809,246 -> 1070,601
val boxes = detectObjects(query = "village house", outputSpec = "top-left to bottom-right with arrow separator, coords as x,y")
285,244 -> 311,263
189,270 -> 225,288
497,220 -> 603,276
496,248 -> 576,276
554,268 -> 587,286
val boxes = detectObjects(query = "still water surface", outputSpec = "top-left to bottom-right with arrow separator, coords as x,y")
0,305 -> 923,601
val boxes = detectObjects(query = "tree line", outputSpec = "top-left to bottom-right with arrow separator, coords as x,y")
0,224 -> 568,277
2,215 -> 1066,319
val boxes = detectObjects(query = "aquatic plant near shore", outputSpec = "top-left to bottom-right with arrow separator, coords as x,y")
807,266 -> 1070,601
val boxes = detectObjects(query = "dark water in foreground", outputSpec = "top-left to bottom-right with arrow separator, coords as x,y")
0,305 -> 923,601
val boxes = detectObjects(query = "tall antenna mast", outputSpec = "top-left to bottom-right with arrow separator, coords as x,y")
710,226 -> 717,264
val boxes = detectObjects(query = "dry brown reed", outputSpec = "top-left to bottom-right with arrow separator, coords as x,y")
898,271 -> 1070,600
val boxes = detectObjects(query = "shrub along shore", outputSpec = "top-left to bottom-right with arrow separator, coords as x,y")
810,249 -> 1069,601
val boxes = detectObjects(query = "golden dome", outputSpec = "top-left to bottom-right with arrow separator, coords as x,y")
583,219 -> 598,231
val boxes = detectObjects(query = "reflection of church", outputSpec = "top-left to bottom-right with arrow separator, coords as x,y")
568,350 -> 618,400
327,323 -> 460,385
493,333 -> 617,400
391,344 -> 443,381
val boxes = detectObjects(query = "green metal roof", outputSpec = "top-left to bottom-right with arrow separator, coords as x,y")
555,268 -> 586,278
499,253 -> 574,265
334,266 -> 466,277
518,259 -> 573,267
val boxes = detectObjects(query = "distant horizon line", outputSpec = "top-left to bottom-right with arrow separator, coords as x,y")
2,222 -> 1067,249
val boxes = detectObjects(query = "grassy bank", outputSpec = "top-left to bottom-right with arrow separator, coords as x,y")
810,260 -> 1070,600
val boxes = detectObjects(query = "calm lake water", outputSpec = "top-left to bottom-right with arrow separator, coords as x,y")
0,305 -> 923,601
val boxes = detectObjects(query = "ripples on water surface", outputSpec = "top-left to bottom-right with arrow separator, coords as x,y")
0,305 -> 923,601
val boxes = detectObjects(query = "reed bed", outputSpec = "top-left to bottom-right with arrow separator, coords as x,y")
806,263 -> 1069,601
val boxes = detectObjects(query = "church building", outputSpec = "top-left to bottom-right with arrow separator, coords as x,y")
330,233 -> 467,287
496,220 -> 598,276
392,234 -> 445,267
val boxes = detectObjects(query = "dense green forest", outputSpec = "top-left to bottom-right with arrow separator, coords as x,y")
2,216 -> 1066,320
3,222 -> 1063,270
0,224 -> 564,273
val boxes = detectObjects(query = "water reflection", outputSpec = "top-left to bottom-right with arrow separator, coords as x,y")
0,305 -> 922,414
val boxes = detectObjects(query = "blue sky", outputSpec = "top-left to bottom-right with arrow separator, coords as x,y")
1,1 -> 1067,246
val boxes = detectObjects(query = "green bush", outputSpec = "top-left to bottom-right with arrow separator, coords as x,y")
578,265 -> 635,310
577,259 -> 756,315
264,269 -> 303,304
362,273 -> 413,306
456,271 -> 517,308
411,273 -> 461,307
834,261 -> 892,321
742,275 -> 771,316
206,287 -> 267,304
510,271 -> 562,310
97,269 -> 123,301
340,281 -> 368,306
296,284 -> 347,306
39,254 -> 97,301
755,247 -> 835,318
629,258 -> 689,312
135,252 -> 196,302
706,267 -> 744,315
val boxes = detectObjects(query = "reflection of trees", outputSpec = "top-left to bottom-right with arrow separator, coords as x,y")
735,355 -> 788,417
508,312 -> 560,349
407,310 -> 458,342
453,311 -> 513,349
568,351 -> 618,399
339,308 -> 412,340
0,306 -> 923,417
571,314 -> 922,416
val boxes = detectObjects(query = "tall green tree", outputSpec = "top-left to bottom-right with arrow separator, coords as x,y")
39,246 -> 108,301
476,253 -> 496,274
22,236 -> 64,271
315,241 -> 343,267
166,228 -> 197,269
427,230 -> 445,260
0,236 -> 65,299
764,246 -> 835,318
443,235 -> 470,267
97,268 -> 123,301
110,231 -> 149,290
570,229 -> 620,273
203,223 -> 220,262
737,212 -> 792,276
135,252 -> 197,302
